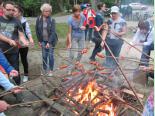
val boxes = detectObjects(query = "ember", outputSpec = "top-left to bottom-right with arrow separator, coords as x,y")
67,80 -> 116,116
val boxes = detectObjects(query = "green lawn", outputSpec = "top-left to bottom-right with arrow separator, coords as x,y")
30,23 -> 68,49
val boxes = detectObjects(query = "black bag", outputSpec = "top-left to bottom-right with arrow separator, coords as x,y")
52,31 -> 58,47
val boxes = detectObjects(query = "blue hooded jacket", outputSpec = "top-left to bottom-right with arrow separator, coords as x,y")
0,50 -> 14,74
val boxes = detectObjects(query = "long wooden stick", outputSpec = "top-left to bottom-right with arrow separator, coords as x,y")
103,28 -> 154,60
98,32 -> 144,109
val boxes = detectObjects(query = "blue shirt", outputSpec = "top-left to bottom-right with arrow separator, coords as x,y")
68,14 -> 85,39
0,71 -> 14,91
94,11 -> 105,38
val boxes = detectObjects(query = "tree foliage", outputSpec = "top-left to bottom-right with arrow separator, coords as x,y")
4,0 -> 153,17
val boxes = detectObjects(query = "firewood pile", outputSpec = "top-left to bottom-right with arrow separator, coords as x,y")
27,64 -> 144,116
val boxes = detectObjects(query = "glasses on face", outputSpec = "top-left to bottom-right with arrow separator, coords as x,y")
111,12 -> 117,15
43,10 -> 51,13
5,8 -> 15,12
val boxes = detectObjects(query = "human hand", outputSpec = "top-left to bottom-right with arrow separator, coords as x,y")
38,42 -> 42,48
94,26 -> 100,32
100,41 -> 105,47
22,40 -> 29,47
0,101 -> 10,112
45,43 -> 50,49
67,43 -> 71,49
10,86 -> 24,94
29,38 -> 34,47
80,26 -> 86,30
8,40 -> 17,46
9,70 -> 18,77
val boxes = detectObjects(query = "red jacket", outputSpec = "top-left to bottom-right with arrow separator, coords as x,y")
83,9 -> 96,28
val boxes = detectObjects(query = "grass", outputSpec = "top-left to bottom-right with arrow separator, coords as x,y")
30,23 -> 68,49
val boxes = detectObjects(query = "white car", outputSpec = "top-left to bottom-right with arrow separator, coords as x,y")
129,3 -> 148,10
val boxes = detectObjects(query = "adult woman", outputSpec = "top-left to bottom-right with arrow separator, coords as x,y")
14,5 -> 34,82
36,3 -> 56,76
67,4 -> 86,74
89,2 -> 107,61
104,6 -> 127,69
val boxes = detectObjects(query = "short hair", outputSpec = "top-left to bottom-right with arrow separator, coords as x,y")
138,20 -> 150,31
40,3 -> 52,12
3,1 -> 15,8
0,0 -> 3,5
72,4 -> 81,13
14,4 -> 24,14
97,2 -> 105,10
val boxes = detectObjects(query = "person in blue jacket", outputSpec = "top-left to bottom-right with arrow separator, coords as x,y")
0,50 -> 23,116
90,2 -> 106,61
0,50 -> 18,76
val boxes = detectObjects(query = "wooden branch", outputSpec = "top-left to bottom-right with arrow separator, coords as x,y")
121,89 -> 144,99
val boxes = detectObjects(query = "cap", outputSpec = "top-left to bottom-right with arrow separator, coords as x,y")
111,6 -> 119,13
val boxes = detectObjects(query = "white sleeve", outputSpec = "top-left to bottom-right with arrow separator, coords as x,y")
143,29 -> 153,46
25,22 -> 32,38
0,72 -> 14,91
130,29 -> 141,45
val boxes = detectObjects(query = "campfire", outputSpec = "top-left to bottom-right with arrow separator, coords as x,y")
65,79 -> 116,116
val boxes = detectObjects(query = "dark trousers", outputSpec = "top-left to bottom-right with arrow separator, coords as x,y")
140,43 -> 154,66
19,47 -> 29,76
85,28 -> 93,41
4,53 -> 20,85
104,38 -> 123,68
90,37 -> 102,60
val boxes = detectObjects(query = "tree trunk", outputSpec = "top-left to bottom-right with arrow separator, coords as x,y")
57,0 -> 64,11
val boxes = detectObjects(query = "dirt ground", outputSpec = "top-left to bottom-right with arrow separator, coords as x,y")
3,21 -> 154,116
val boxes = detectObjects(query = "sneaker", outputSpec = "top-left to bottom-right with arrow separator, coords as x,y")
23,76 -> 28,82
48,71 -> 53,77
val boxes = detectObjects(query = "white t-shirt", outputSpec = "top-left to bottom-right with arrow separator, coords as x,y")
131,28 -> 154,46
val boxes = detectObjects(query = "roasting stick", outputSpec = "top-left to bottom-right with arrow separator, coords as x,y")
9,98 -> 57,108
97,32 -> 144,109
102,27 -> 153,60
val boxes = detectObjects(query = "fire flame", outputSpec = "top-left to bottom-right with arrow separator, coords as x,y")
68,81 -> 115,116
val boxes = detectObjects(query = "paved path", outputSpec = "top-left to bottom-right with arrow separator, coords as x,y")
27,15 -> 71,25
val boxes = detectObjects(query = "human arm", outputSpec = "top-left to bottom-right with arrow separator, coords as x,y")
67,25 -> 72,49
111,24 -> 127,37
0,34 -> 17,46
35,17 -> 42,47
143,29 -> 153,46
18,31 -> 29,46
46,19 -> 56,48
66,17 -> 72,49
0,71 -> 23,93
25,21 -> 34,46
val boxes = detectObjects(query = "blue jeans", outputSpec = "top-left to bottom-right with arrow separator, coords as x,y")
104,38 -> 123,69
41,41 -> 54,71
140,43 -> 154,66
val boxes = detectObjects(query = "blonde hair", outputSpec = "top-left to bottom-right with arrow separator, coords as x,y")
40,3 -> 52,12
